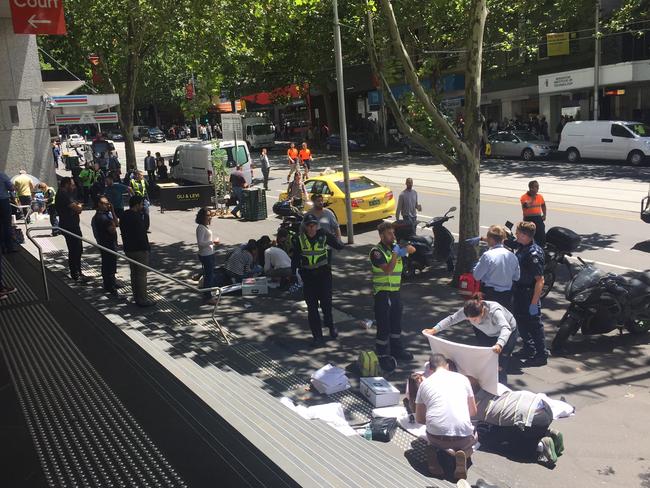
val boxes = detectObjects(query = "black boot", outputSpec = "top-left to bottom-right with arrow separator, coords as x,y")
390,340 -> 413,361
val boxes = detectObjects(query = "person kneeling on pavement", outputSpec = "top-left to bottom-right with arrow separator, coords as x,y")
415,353 -> 477,481
264,229 -> 293,286
223,240 -> 261,284
468,376 -> 565,466
424,295 -> 518,384
292,213 -> 345,347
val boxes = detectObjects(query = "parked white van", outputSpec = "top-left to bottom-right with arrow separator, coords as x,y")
559,121 -> 650,165
170,141 -> 253,185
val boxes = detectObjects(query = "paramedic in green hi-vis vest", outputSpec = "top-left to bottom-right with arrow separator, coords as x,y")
292,213 -> 345,347
370,222 -> 415,362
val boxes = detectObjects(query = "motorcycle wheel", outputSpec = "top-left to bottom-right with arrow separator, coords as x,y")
625,318 -> 650,335
541,269 -> 555,299
551,314 -> 578,353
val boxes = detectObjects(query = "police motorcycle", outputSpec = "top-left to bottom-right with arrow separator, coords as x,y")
504,221 -> 581,299
393,207 -> 456,279
550,257 -> 650,353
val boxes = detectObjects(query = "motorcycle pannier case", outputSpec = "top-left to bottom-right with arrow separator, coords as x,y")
545,226 -> 581,252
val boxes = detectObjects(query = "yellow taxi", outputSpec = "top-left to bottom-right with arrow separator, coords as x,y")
279,171 -> 396,226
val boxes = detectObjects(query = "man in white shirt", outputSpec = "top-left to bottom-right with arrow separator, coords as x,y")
264,231 -> 292,282
416,354 -> 477,480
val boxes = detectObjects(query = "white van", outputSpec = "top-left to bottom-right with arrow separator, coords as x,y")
170,141 -> 253,185
559,121 -> 650,165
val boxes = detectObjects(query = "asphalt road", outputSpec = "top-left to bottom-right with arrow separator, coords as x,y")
115,137 -> 650,274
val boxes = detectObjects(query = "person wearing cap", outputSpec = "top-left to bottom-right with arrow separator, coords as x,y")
292,212 -> 345,347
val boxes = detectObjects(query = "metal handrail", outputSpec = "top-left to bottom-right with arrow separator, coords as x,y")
10,202 -> 35,231
25,226 -> 230,345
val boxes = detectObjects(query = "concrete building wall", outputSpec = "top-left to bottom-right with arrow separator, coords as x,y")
0,12 -> 54,185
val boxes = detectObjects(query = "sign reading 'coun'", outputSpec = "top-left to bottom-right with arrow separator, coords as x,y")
10,0 -> 67,35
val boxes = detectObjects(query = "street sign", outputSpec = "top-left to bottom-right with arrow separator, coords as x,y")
10,0 -> 67,35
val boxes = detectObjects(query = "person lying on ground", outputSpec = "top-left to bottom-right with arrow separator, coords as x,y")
467,376 -> 565,467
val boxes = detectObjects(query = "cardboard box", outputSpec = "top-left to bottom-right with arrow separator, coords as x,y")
242,277 -> 268,296
360,377 -> 400,408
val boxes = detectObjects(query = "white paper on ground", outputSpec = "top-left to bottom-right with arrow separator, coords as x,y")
423,332 -> 499,395
397,414 -> 427,439
372,405 -> 408,418
310,364 -> 351,395
280,397 -> 356,436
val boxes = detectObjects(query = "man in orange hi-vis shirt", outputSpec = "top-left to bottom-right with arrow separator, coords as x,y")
287,143 -> 299,182
298,142 -> 313,178
520,180 -> 547,246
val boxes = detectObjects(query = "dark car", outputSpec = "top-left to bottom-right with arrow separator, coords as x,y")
107,130 -> 124,141
139,127 -> 166,143
325,134 -> 368,151
401,137 -> 430,155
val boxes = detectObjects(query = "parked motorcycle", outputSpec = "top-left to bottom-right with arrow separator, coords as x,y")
394,207 -> 456,279
550,257 -> 650,353
505,222 -> 581,299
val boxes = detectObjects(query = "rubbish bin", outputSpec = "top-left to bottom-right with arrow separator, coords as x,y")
241,188 -> 267,221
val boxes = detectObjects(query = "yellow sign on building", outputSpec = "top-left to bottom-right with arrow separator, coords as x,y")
547,32 -> 570,57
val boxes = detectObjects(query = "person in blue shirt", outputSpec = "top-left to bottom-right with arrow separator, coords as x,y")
472,225 -> 520,310
512,221 -> 547,366
102,174 -> 131,221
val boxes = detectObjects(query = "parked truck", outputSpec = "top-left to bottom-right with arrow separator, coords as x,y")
221,112 -> 275,150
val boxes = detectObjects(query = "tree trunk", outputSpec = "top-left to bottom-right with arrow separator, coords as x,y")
454,159 -> 480,277
314,80 -> 337,132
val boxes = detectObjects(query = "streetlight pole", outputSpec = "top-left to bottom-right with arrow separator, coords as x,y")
192,72 -> 200,139
332,0 -> 354,244
593,0 -> 601,121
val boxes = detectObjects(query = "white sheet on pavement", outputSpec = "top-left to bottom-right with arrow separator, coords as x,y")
423,332 -> 499,395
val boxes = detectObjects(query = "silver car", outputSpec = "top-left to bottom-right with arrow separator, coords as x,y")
488,131 -> 551,161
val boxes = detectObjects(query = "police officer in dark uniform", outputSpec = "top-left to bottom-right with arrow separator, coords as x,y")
292,213 -> 345,347
512,221 -> 547,366
370,222 -> 415,362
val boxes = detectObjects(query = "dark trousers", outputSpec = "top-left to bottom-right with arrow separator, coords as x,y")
374,290 -> 403,355
261,167 -> 270,190
301,268 -> 333,339
514,286 -> 547,358
100,244 -> 117,292
63,227 -> 83,278
0,199 -> 14,251
82,186 -> 91,206
482,286 -> 513,311
524,215 -> 546,247
18,196 -> 31,222
199,253 -> 216,299
47,207 -> 59,233
147,170 -> 156,185
472,326 -> 519,384
477,423 -> 550,460
126,250 -> 149,304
